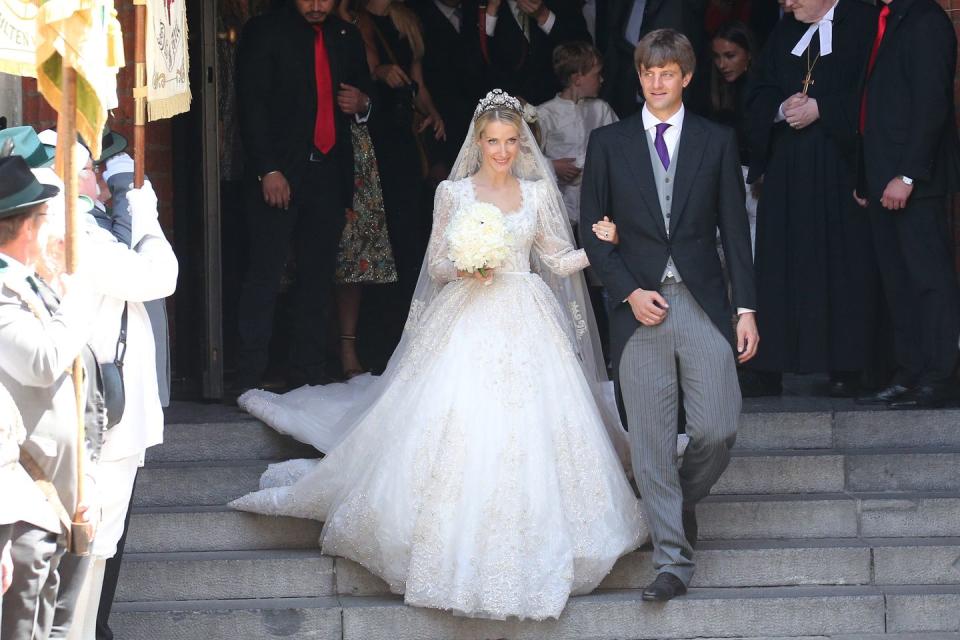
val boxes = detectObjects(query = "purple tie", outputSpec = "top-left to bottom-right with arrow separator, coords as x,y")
654,122 -> 671,170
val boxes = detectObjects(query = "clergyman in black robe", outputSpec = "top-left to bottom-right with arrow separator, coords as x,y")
744,0 -> 879,394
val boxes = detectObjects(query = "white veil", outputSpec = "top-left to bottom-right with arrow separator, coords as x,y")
241,90 -> 631,468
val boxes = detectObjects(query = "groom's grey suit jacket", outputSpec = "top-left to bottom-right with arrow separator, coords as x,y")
580,110 -> 756,373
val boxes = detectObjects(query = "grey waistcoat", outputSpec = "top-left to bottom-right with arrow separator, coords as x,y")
645,131 -> 682,282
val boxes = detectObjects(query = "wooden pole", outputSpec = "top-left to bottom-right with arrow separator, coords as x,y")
55,61 -> 93,555
134,0 -> 147,188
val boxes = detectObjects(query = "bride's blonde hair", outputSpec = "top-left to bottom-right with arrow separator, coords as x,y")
474,108 -> 524,141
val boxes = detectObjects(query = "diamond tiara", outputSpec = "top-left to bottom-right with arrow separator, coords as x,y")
474,89 -> 522,118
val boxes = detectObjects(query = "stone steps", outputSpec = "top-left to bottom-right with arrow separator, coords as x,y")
150,409 -> 960,464
125,507 -> 323,554
114,406 -> 960,638
125,492 -> 960,554
116,538 -> 960,602
146,420 -> 319,464
133,448 -> 960,507
109,584 -> 960,640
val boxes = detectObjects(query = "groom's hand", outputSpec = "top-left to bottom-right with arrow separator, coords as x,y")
736,312 -> 759,363
627,288 -> 668,326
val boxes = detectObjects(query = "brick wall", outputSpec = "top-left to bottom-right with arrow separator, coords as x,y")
19,3 -> 175,233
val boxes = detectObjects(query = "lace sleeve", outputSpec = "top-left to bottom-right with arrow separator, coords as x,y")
532,180 -> 588,277
427,181 -> 460,284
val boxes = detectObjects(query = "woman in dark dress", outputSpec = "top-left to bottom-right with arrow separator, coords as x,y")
707,21 -> 757,250
355,0 -> 446,361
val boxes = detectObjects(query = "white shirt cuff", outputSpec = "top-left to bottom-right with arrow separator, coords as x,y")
485,13 -> 497,36
354,100 -> 372,124
737,308 -> 755,315
538,10 -> 555,34
775,104 -> 786,123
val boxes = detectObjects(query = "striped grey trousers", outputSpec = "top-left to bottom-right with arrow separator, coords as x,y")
619,281 -> 741,585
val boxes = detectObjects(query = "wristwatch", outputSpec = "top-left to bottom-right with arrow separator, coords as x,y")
900,176 -> 914,186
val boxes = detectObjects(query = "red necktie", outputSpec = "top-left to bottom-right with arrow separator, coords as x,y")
313,25 -> 336,153
859,5 -> 890,133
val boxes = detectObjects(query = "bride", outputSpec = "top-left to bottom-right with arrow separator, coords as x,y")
230,89 -> 645,621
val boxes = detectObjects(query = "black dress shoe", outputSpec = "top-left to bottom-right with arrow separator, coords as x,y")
855,384 -> 911,405
682,508 -> 698,549
642,572 -> 688,602
889,383 -> 956,410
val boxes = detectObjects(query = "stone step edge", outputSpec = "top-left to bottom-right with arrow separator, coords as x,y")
111,583 -> 960,614
162,407 -> 960,429
138,446 -> 960,470
831,635 -> 960,640
699,490 -> 960,503
120,536 -> 960,564
130,491 -> 960,515
729,446 -> 960,457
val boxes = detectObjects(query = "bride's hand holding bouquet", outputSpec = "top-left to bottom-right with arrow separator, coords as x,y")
447,202 -> 512,286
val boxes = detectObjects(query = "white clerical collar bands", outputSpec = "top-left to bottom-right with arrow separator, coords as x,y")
475,89 -> 523,118
790,0 -> 840,57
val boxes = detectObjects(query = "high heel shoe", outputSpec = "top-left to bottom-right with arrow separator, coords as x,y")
340,334 -> 368,380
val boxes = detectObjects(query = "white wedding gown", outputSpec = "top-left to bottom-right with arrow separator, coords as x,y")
231,177 -> 645,621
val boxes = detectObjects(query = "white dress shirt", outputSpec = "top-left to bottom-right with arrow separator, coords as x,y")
641,102 -> 684,163
434,0 -> 461,33
582,0 -> 597,42
485,0 -> 556,38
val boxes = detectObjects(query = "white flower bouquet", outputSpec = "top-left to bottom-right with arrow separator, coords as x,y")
446,202 -> 513,281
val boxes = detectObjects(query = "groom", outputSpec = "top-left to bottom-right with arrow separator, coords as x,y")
582,29 -> 758,602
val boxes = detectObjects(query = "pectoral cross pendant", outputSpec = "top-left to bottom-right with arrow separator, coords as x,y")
802,48 -> 820,96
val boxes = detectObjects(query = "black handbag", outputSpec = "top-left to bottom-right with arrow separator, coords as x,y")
99,303 -> 128,429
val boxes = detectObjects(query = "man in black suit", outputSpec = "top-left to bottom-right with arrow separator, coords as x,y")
233,0 -> 373,395
601,0 -> 706,118
483,0 -> 590,105
582,29 -> 756,602
856,0 -> 960,408
410,0 -> 489,176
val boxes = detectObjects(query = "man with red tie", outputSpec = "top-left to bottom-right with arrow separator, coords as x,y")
233,0 -> 373,398
855,0 -> 960,408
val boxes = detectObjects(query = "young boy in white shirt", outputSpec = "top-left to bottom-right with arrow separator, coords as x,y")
536,41 -> 618,229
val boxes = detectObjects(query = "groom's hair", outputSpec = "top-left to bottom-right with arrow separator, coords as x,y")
634,29 -> 696,77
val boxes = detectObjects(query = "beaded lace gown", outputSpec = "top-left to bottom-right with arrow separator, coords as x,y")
230,177 -> 645,621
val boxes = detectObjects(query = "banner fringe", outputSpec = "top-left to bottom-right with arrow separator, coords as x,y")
147,93 -> 191,121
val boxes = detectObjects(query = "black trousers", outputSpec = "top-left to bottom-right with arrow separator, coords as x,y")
868,195 -> 960,385
235,158 -> 346,385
